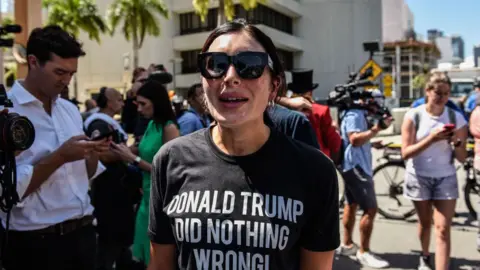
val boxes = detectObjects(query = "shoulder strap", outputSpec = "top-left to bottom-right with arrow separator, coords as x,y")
447,107 -> 456,126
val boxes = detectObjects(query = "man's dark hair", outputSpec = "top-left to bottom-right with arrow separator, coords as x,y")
188,83 -> 202,99
26,25 -> 86,68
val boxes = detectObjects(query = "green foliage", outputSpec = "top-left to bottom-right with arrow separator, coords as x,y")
193,0 -> 266,23
43,0 -> 108,43
107,0 -> 169,48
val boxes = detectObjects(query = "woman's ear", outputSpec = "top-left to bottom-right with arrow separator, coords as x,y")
271,76 -> 281,93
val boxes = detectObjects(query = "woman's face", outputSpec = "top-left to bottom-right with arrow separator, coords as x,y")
426,82 -> 450,107
136,95 -> 154,119
202,31 -> 277,128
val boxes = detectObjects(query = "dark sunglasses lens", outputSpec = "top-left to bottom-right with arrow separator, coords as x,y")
236,53 -> 267,79
201,54 -> 229,78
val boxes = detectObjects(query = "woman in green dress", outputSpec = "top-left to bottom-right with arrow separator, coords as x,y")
111,80 -> 179,267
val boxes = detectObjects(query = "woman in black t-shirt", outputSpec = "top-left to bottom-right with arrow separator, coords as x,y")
148,19 -> 339,270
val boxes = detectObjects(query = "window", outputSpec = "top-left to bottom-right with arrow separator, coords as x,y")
180,4 -> 293,35
181,50 -> 201,74
179,9 -> 217,35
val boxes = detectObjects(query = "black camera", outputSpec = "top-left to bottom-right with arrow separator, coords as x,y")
0,85 -> 35,152
327,67 -> 375,110
327,67 -> 391,127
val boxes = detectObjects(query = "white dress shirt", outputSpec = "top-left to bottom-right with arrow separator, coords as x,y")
0,81 -> 105,231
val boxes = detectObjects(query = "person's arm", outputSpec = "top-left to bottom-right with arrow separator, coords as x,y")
148,145 -> 177,270
22,135 -> 103,199
300,157 -> 339,270
344,112 -> 379,147
453,125 -> 468,163
164,123 -> 180,143
278,96 -> 312,111
470,107 -> 480,139
112,123 -> 179,173
148,243 -> 176,270
300,249 -> 335,270
21,151 -> 64,199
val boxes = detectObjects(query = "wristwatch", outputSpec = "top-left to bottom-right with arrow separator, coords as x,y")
132,156 -> 141,166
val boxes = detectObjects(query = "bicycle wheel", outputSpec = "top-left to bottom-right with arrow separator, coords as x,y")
373,162 -> 416,220
464,179 -> 480,220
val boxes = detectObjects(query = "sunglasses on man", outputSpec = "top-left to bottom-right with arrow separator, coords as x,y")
197,51 -> 274,80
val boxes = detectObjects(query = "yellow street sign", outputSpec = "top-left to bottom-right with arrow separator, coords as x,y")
383,74 -> 393,86
383,74 -> 393,97
359,59 -> 383,81
384,87 -> 392,97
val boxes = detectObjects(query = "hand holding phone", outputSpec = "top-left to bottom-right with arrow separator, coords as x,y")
443,124 -> 455,131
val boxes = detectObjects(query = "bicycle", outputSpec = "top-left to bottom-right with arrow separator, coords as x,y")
372,143 -> 416,220
464,140 -> 479,220
337,143 -> 415,220
374,141 -> 480,221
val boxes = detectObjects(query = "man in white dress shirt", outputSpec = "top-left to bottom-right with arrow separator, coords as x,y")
0,25 -> 110,270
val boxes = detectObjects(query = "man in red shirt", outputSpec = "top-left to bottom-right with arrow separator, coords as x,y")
288,69 -> 341,162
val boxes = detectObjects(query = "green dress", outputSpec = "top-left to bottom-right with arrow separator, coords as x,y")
133,120 -> 173,265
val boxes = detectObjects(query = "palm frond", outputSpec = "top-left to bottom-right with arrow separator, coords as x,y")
193,0 -> 210,23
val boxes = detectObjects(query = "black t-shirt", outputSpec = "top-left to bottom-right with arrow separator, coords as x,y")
267,104 -> 320,150
148,126 -> 339,269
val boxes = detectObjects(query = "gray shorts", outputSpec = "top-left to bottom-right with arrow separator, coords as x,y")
404,172 -> 458,201
341,166 -> 377,210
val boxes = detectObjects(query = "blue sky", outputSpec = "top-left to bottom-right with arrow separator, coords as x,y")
406,0 -> 479,57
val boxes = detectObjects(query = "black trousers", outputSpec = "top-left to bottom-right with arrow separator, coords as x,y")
2,224 -> 96,270
96,239 -> 132,270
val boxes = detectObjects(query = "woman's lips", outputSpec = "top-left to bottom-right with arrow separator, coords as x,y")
218,92 -> 249,109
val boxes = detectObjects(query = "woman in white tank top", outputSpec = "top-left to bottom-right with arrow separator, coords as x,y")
401,72 -> 467,270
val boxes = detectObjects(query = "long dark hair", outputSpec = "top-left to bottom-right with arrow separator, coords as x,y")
137,80 -> 177,127
201,19 -> 286,98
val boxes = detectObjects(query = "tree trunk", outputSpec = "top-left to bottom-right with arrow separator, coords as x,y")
133,34 -> 139,69
217,0 -> 226,26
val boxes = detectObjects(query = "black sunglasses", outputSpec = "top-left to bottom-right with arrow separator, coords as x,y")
197,51 -> 273,79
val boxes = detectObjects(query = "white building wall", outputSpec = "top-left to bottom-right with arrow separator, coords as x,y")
74,0 -> 382,101
382,0 -> 404,43
299,0 -> 382,99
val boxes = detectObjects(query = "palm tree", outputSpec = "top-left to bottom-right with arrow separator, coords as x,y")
193,0 -> 265,26
43,0 -> 108,98
107,0 -> 169,69
43,0 -> 108,43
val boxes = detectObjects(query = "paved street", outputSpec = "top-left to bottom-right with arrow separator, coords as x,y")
334,135 -> 480,270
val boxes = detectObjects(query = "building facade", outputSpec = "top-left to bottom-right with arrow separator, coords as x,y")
474,45 -> 480,67
451,35 -> 465,61
382,39 -> 440,106
428,29 -> 464,65
382,0 -> 414,43
427,29 -> 443,43
73,0 -> 382,102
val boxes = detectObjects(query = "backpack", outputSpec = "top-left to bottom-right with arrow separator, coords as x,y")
413,107 -> 456,164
